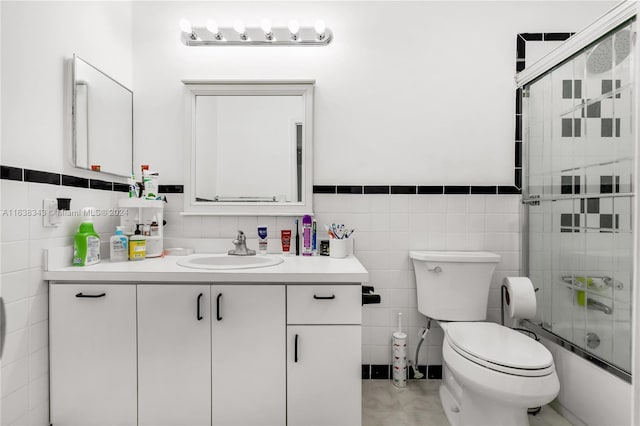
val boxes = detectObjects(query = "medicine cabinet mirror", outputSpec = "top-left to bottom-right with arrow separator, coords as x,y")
72,54 -> 133,177
183,81 -> 314,215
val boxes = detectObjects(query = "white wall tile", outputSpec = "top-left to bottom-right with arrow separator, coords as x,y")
29,347 -> 49,380
1,385 -> 28,426
218,216 -> 239,238
1,358 -> 29,398
466,195 -> 486,213
389,195 -> 409,213
28,294 -> 48,325
370,345 -> 391,365
4,299 -> 28,334
1,241 -> 29,274
28,321 -> 48,355
0,180 -> 30,243
0,270 -> 29,303
2,329 -> 28,367
446,195 -> 467,213
28,401 -> 50,426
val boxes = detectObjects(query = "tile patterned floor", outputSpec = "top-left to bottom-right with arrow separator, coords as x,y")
362,380 -> 573,426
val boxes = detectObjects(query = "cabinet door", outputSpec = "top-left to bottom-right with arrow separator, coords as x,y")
138,285 -> 211,426
287,325 -> 362,426
212,285 -> 285,425
50,283 -> 137,426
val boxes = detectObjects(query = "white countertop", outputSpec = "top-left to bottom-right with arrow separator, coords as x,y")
44,254 -> 369,283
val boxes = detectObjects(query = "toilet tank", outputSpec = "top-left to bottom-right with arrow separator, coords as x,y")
409,251 -> 501,321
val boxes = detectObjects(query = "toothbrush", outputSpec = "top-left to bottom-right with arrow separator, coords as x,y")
295,219 -> 300,256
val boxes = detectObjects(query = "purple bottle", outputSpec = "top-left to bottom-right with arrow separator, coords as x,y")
302,215 -> 313,256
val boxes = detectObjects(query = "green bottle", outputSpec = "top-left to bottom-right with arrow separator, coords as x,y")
73,208 -> 101,266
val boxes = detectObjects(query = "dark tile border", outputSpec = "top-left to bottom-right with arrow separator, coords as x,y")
390,185 -> 416,195
427,365 -> 442,380
362,364 -> 441,380
444,186 -> 470,195
24,169 -> 60,185
1,165 -> 22,181
418,186 -> 444,194
313,185 -> 336,194
90,179 -> 113,191
62,175 -> 89,188
158,185 -> 184,194
2,165 -> 133,195
364,185 -> 390,195
515,31 -> 573,194
337,185 -> 363,194
370,364 -> 389,380
471,186 -> 497,195
113,183 -> 130,192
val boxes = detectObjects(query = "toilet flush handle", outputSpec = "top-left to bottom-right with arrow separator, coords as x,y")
428,266 -> 442,273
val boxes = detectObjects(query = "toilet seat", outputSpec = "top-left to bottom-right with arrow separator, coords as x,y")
445,322 -> 554,377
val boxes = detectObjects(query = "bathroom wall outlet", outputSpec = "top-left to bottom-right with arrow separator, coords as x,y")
43,199 -> 61,227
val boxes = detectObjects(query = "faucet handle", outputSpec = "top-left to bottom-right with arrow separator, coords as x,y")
235,230 -> 246,242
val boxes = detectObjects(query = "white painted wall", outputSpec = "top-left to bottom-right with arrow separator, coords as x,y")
1,1 -> 133,178
0,2 -> 133,425
132,1 -> 615,185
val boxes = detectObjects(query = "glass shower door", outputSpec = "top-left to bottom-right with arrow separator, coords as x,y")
524,21 -> 635,373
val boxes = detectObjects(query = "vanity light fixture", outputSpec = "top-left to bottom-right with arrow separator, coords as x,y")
314,19 -> 326,41
261,19 -> 274,41
179,18 -> 197,41
179,18 -> 333,46
233,20 -> 248,41
206,19 -> 223,40
288,20 -> 300,41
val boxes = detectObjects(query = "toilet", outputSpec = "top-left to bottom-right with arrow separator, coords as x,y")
409,251 -> 559,426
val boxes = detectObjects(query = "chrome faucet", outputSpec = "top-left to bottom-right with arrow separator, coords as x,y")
228,230 -> 256,256
586,298 -> 613,315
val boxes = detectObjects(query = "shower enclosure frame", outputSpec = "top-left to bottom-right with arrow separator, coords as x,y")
516,1 -> 637,385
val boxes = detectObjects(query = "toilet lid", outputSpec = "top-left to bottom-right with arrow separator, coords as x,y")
445,322 -> 555,377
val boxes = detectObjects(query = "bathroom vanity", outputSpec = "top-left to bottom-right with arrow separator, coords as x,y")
45,254 -> 368,426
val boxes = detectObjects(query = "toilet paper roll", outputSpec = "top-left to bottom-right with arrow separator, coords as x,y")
503,277 -> 537,319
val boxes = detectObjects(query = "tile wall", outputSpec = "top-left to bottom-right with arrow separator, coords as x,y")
0,177 -> 126,426
163,191 -> 522,374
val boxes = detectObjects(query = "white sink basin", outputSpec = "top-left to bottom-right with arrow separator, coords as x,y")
177,254 -> 284,270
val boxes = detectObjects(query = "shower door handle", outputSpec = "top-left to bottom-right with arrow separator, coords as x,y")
521,195 -> 541,206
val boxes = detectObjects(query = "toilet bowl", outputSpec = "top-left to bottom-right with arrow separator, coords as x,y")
439,321 -> 559,426
409,251 -> 559,426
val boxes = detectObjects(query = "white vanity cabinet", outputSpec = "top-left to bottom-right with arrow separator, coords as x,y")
286,285 -> 362,426
211,285 -> 285,425
50,283 -> 137,426
137,284 -> 212,426
47,262 -> 366,426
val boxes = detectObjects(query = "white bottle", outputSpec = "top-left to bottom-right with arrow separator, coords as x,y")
110,226 -> 129,262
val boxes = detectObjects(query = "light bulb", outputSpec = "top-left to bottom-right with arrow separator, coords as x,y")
179,19 -> 192,34
260,19 -> 272,34
233,20 -> 246,35
206,19 -> 219,34
288,19 -> 300,35
314,19 -> 326,36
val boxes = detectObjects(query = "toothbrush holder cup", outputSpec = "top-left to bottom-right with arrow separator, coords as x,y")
329,238 -> 352,259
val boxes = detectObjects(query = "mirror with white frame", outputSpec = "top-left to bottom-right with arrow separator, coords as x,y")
72,54 -> 133,177
183,81 -> 314,215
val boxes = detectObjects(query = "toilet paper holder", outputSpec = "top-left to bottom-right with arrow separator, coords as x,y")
362,286 -> 381,305
500,283 -> 540,341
